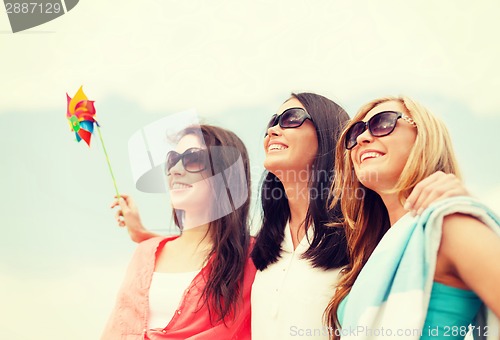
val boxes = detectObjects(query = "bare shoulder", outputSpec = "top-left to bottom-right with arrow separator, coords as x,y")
442,213 -> 490,236
137,235 -> 176,253
440,212 -> 500,262
438,213 -> 500,316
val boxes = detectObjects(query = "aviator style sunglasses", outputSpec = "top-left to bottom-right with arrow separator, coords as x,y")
345,110 -> 417,150
265,107 -> 312,136
165,148 -> 209,174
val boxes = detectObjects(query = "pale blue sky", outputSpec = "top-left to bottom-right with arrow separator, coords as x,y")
1,1 -> 499,339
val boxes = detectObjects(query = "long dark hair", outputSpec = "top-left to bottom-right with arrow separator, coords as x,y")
251,92 -> 350,270
172,124 -> 251,324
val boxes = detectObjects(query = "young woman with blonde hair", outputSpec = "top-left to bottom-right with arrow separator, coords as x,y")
326,96 -> 500,339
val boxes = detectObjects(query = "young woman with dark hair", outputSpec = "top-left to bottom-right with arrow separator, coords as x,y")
249,93 -> 349,339
102,125 -> 255,339
251,92 -> 350,270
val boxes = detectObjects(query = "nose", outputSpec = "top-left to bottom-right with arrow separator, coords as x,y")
167,158 -> 185,177
356,126 -> 373,147
266,123 -> 283,138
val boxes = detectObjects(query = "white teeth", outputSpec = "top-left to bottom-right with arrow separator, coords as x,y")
268,144 -> 288,151
172,183 -> 192,189
361,152 -> 383,163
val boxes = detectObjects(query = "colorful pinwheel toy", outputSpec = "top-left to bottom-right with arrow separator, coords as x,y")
66,86 -> 120,197
66,86 -> 98,146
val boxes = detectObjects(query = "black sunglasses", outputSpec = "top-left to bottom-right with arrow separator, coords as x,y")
345,110 -> 417,150
265,107 -> 312,136
165,148 -> 209,174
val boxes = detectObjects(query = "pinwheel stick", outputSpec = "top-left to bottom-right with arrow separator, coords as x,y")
96,126 -> 120,199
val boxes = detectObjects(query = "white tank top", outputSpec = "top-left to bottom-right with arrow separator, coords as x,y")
148,270 -> 201,329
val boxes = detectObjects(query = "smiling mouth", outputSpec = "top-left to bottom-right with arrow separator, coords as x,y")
360,152 -> 384,163
171,183 -> 193,190
268,144 -> 288,152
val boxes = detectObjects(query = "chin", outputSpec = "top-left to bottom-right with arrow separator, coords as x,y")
170,197 -> 191,210
355,168 -> 380,188
263,159 -> 283,174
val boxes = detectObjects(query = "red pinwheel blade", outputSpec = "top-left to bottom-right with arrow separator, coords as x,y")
78,120 -> 95,146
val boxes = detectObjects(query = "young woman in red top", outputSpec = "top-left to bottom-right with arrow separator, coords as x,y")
102,125 -> 255,339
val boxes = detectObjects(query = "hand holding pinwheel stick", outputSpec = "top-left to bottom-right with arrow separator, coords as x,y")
66,86 -> 120,198
109,194 -> 158,242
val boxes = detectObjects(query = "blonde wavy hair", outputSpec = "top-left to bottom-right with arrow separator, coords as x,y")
324,96 -> 462,336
